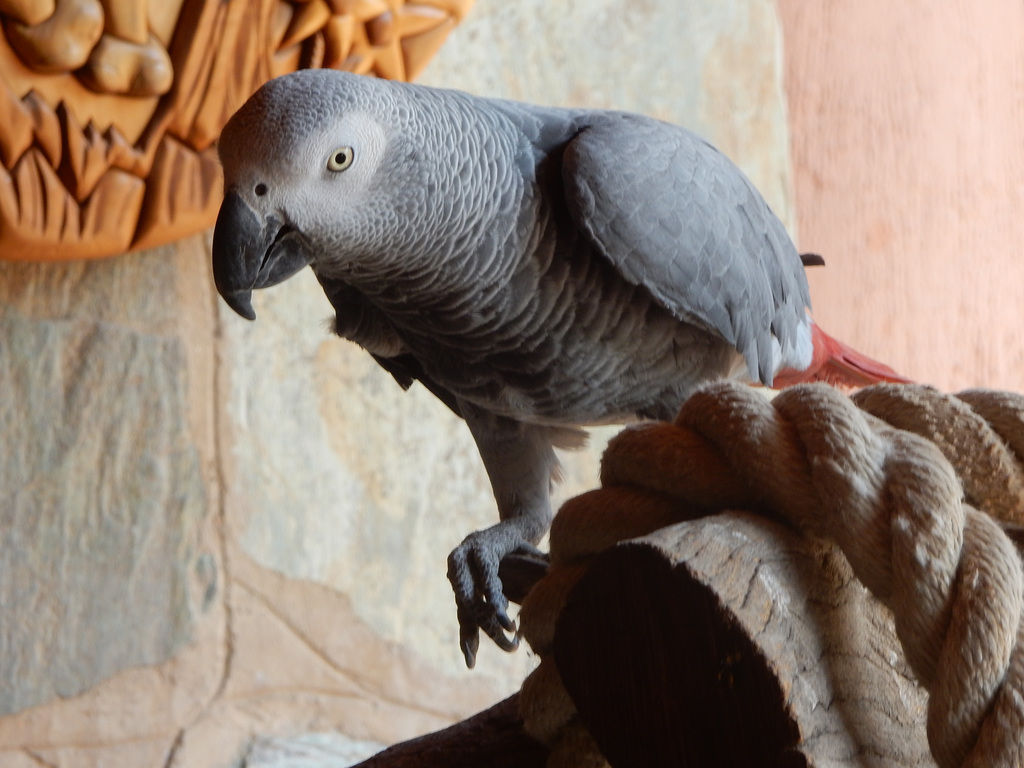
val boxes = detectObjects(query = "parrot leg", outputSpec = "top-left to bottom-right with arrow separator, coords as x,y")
448,406 -> 559,668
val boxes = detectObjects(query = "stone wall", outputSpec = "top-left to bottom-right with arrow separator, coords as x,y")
0,1 -> 794,766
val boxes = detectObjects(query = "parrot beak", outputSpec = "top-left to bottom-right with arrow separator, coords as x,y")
211,190 -> 313,320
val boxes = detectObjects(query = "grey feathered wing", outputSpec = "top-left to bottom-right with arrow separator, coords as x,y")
560,113 -> 811,385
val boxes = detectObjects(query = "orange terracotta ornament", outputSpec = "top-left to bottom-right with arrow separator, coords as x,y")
0,0 -> 473,261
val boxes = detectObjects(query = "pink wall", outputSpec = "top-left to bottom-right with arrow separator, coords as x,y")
777,1 -> 1024,392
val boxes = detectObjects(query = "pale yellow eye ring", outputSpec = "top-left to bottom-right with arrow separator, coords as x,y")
328,147 -> 354,171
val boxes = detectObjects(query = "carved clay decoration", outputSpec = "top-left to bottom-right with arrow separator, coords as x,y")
0,0 -> 473,261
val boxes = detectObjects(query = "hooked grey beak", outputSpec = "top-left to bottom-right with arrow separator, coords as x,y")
211,191 -> 312,320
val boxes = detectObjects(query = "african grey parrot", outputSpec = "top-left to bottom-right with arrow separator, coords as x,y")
212,68 -> 906,667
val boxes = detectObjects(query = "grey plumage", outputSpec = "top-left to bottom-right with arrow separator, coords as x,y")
212,68 -> 821,666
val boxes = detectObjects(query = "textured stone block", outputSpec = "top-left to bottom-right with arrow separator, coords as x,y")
0,254 -> 209,716
243,731 -> 383,767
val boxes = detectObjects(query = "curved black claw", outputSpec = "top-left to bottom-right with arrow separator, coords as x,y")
447,528 -> 530,668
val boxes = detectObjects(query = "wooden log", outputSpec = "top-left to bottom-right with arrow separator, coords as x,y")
554,512 -> 936,768
499,550 -> 550,605
349,693 -> 549,768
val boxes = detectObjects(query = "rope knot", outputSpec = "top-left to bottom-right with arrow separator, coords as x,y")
522,381 -> 1024,768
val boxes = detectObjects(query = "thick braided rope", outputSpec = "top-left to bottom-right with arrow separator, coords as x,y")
594,381 -> 1024,768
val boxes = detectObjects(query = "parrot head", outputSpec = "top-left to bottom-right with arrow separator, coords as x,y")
212,70 -> 411,320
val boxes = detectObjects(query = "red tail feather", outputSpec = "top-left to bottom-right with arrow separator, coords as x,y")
773,324 -> 911,388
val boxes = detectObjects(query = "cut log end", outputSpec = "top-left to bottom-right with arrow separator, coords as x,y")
554,539 -> 804,768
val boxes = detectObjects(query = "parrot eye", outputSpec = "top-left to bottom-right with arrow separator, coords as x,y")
327,147 -> 354,172
254,183 -> 268,196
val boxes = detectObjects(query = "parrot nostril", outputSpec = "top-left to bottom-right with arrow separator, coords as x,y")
254,183 -> 268,197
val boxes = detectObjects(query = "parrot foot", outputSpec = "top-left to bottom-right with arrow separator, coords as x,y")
447,525 -> 546,668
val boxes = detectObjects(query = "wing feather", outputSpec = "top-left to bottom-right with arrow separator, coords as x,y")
560,112 -> 810,384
